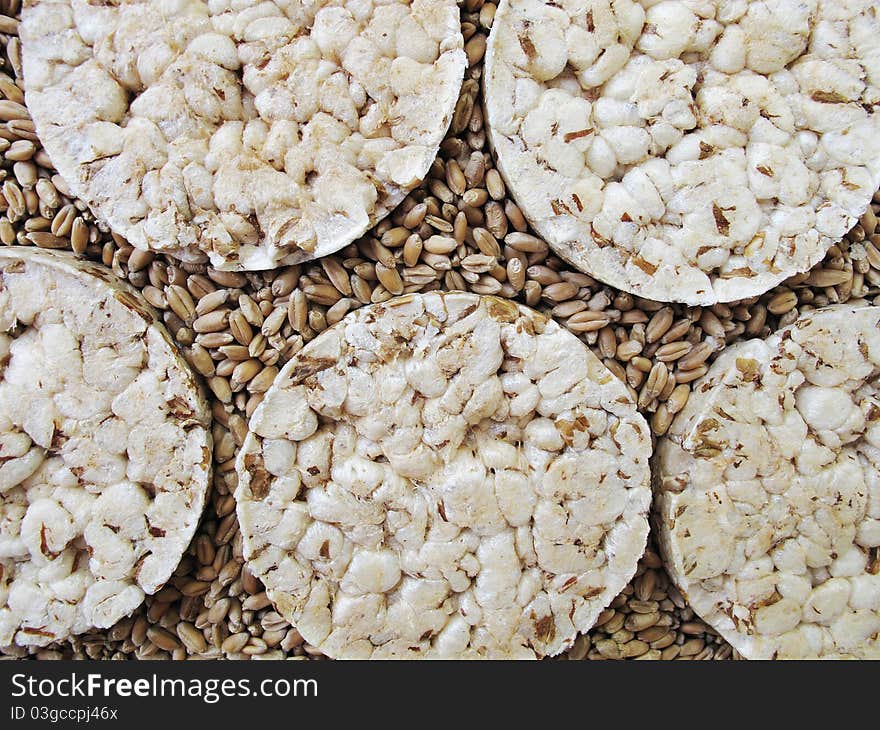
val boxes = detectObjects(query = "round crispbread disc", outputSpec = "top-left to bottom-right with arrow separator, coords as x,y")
484,0 -> 880,305
656,304 -> 880,659
236,292 -> 651,659
20,1 -> 466,271
0,249 -> 212,649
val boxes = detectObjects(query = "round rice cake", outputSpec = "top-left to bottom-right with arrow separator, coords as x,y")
20,1 -> 466,271
236,292 -> 651,659
484,0 -> 880,305
0,249 -> 212,649
656,304 -> 880,659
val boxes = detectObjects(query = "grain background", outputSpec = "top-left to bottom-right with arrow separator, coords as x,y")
1,0 -> 878,661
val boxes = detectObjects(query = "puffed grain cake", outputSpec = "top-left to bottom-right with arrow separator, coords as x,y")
656,304 -> 880,659
0,249 -> 212,648
236,291 -> 652,658
484,0 -> 880,305
20,0 -> 467,271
